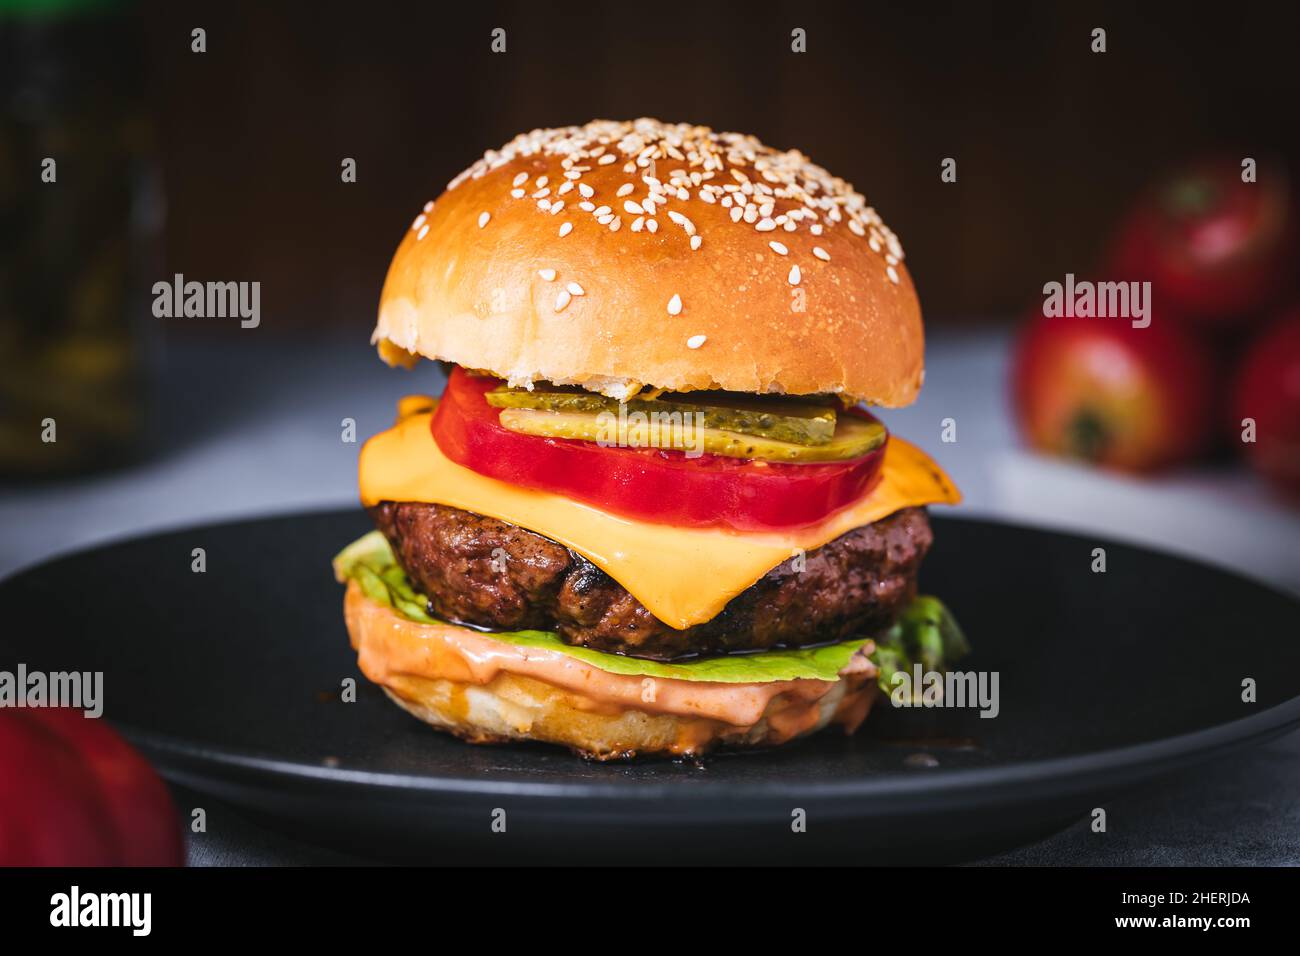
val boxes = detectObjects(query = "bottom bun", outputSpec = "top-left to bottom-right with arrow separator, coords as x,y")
344,581 -> 879,759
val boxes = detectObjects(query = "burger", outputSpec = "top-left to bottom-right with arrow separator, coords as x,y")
334,119 -> 966,759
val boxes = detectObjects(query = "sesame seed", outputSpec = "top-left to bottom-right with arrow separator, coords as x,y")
558,181 -> 574,195
631,216 -> 645,232
579,201 -> 595,212
417,224 -> 429,241
667,294 -> 683,316
624,200 -> 644,215
512,172 -> 528,187
423,201 -> 434,213
769,240 -> 788,255
578,183 -> 594,198
617,183 -> 634,197
647,219 -> 659,234
536,176 -> 548,188
567,282 -> 584,295
849,219 -> 866,237
488,127 -> 824,213
813,246 -> 830,261
887,265 -> 900,284
690,235 -> 702,250
555,289 -> 572,312
532,187 -> 550,199
667,210 -> 696,235
593,205 -> 611,217
412,213 -> 426,230
755,218 -> 776,232
478,212 -> 490,228
510,189 -> 525,199
811,224 -> 824,236
537,199 -> 551,211
558,222 -> 573,237
609,217 -> 621,232
538,269 -> 556,281
550,201 -> 565,214
686,334 -> 706,349
788,264 -> 801,285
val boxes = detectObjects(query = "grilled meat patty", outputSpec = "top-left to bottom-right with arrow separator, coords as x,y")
369,501 -> 932,660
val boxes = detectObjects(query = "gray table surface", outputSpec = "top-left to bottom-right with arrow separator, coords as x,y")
3,327 -> 1297,866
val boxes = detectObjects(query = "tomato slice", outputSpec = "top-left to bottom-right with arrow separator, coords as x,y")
430,366 -> 887,532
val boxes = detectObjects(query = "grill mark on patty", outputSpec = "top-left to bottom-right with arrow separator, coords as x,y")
565,557 -> 607,597
369,501 -> 932,661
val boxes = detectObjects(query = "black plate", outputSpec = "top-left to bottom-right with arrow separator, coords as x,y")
3,511 -> 1298,864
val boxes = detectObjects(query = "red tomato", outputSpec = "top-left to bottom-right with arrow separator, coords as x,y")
1106,157 -> 1297,326
1232,309 -> 1300,501
430,366 -> 886,531
0,708 -> 183,866
1012,304 -> 1217,472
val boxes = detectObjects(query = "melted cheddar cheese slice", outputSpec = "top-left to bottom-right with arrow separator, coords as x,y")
360,400 -> 960,630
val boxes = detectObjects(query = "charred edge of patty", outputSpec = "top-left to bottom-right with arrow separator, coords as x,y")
368,502 -> 932,661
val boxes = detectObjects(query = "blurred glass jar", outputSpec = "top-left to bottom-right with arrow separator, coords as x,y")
0,0 -> 161,478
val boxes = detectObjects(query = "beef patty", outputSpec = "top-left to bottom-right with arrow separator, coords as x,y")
369,501 -> 932,660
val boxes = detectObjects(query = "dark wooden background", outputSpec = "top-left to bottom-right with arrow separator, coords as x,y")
138,0 -> 1300,328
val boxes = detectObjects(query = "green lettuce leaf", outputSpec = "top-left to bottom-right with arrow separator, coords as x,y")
333,531 -> 966,686
869,596 -> 970,695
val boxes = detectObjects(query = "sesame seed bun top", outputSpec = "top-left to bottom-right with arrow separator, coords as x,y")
374,118 -> 923,406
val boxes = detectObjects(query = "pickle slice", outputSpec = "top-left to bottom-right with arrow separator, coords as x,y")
485,385 -> 837,445
496,406 -> 886,463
